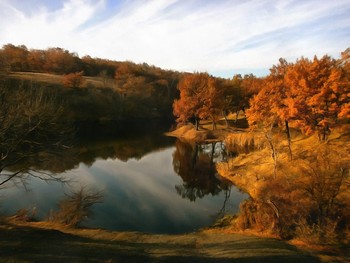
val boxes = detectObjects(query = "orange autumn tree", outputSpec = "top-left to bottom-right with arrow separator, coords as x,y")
173,72 -> 225,130
63,71 -> 85,88
199,76 -> 225,130
246,85 -> 279,177
246,59 -> 292,176
173,72 -> 209,130
265,58 -> 293,159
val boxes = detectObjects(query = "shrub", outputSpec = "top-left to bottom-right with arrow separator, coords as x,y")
50,187 -> 103,227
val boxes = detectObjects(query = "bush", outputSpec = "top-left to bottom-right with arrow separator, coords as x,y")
50,187 -> 103,227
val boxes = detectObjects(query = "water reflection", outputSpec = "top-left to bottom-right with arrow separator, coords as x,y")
173,140 -> 230,202
0,128 -> 247,234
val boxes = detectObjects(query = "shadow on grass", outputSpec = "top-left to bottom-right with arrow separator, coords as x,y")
0,225 -> 321,263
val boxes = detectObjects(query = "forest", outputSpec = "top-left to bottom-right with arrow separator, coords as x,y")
1,43 -> 350,248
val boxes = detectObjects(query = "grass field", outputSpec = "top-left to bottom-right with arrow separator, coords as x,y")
7,72 -> 117,89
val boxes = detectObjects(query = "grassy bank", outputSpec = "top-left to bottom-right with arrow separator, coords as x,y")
216,124 -> 350,258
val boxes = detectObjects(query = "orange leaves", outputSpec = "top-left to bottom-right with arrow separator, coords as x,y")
339,103 -> 350,119
247,50 -> 349,141
63,71 -> 85,88
173,72 -> 223,129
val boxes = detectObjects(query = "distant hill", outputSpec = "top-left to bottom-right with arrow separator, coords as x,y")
0,44 -> 184,122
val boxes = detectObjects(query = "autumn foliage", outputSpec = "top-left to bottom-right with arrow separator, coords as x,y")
247,54 -> 350,141
173,72 -> 261,130
63,71 -> 85,88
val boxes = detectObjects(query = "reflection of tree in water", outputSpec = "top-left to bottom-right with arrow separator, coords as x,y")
78,131 -> 174,166
173,140 -> 230,202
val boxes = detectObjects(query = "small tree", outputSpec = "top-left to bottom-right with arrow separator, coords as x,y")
63,71 -> 85,88
51,187 -> 103,227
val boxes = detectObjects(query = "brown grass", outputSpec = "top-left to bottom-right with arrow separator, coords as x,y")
8,72 -> 116,89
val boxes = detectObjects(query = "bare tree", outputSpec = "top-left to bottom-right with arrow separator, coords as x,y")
50,187 -> 104,227
0,79 -> 73,186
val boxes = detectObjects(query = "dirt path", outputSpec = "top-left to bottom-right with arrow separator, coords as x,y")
0,223 -> 321,263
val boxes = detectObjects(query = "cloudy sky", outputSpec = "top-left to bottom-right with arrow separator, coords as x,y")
0,0 -> 349,77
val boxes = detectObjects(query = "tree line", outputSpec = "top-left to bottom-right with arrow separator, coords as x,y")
1,43 -> 349,129
0,44 -> 115,76
173,72 -> 262,130
0,44 -> 182,121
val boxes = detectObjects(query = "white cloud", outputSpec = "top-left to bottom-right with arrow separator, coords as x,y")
0,0 -> 104,49
0,0 -> 349,77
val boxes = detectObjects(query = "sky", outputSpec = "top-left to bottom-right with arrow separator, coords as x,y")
0,0 -> 349,78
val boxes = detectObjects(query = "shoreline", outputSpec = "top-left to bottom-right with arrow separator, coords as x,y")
165,123 -> 245,143
0,219 -> 324,263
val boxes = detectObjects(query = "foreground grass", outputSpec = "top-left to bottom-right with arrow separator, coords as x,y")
0,221 -> 321,263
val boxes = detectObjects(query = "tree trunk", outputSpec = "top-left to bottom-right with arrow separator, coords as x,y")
285,120 -> 293,160
235,110 -> 239,123
195,117 -> 199,131
212,120 -> 216,130
191,143 -> 199,169
210,142 -> 216,164
222,110 -> 229,127
265,123 -> 277,179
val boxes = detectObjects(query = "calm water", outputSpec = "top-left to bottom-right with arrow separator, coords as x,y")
0,125 -> 247,234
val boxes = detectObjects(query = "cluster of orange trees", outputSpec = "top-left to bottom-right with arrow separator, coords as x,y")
216,49 -> 350,244
173,49 -> 350,139
247,52 -> 350,142
173,72 -> 262,130
0,44 -> 114,76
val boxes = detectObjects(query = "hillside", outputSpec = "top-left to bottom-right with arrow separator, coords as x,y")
3,70 -> 179,123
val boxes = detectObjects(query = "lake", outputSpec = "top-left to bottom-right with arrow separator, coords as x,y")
0,122 -> 247,234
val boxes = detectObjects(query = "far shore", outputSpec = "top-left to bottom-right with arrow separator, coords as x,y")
165,120 -> 247,144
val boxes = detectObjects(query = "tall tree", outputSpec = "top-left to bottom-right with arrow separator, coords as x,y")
199,76 -> 224,130
267,58 -> 293,159
173,72 -> 209,130
246,83 -> 279,178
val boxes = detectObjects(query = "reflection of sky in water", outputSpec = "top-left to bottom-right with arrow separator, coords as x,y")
0,147 -> 247,234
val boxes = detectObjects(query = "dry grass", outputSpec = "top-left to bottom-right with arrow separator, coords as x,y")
0,219 -> 322,263
166,120 -> 247,144
217,124 -> 350,248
